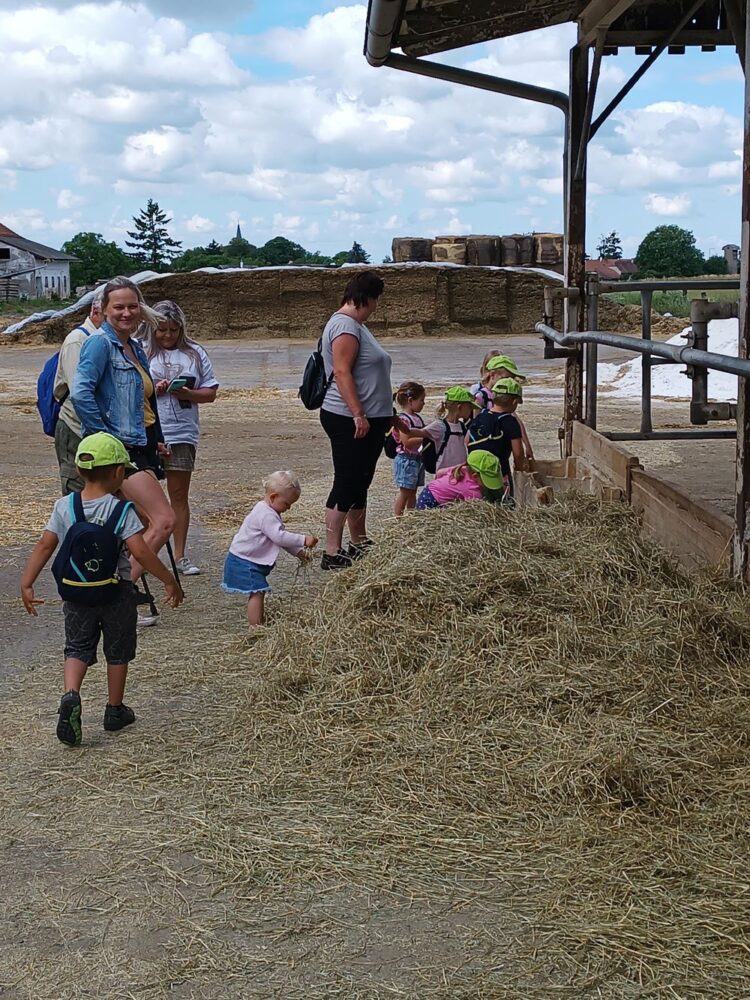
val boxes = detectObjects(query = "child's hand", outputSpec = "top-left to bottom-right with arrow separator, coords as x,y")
21,585 -> 43,616
164,577 -> 184,608
304,535 -> 318,549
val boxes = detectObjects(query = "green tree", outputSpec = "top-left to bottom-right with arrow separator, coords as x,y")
259,236 -> 306,265
62,232 -> 136,287
596,231 -> 622,260
126,199 -> 182,271
346,241 -> 371,263
225,236 -> 258,262
635,225 -> 705,278
172,246 -> 233,272
703,254 -> 729,275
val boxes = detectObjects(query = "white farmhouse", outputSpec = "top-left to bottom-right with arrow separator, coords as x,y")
0,223 -> 77,300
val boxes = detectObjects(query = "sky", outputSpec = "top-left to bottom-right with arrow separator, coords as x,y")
0,1 -> 744,263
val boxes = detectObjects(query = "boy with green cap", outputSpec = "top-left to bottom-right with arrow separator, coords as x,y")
20,432 -> 183,746
467,377 -> 527,503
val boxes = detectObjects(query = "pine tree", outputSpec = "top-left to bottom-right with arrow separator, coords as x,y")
346,241 -> 371,264
126,199 -> 182,271
596,231 -> 623,260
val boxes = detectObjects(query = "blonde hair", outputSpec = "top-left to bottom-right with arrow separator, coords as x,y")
437,401 -> 468,421
140,299 -> 203,368
100,276 -> 161,329
263,470 -> 301,495
479,350 -> 501,381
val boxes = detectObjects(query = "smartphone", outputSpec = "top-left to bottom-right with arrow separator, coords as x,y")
167,377 -> 188,392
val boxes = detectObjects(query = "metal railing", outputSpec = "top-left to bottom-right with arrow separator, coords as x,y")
537,277 -> 742,442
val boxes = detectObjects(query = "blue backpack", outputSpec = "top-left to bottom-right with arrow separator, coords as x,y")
37,326 -> 89,436
51,492 -> 133,606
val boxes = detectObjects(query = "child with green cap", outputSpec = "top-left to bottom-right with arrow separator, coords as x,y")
415,450 -> 504,509
474,356 -> 534,461
399,386 -> 479,473
20,431 -> 183,747
467,377 -> 526,503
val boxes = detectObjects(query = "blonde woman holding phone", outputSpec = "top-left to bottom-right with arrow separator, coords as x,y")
140,300 -> 219,577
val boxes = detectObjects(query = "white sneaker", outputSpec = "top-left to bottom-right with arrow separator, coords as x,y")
137,613 -> 159,628
176,557 -> 201,576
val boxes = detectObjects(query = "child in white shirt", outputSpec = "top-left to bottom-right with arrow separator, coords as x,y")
222,471 -> 317,629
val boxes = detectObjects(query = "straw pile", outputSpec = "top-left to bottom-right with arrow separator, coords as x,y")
2,495 -> 750,996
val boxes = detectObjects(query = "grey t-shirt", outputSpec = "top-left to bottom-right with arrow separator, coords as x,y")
46,493 -> 144,582
320,313 -> 393,418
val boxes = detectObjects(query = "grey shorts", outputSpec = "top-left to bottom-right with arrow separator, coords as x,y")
54,418 -> 83,496
63,582 -> 138,666
163,443 -> 196,473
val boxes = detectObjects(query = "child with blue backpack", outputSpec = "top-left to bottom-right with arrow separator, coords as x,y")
20,432 -> 182,747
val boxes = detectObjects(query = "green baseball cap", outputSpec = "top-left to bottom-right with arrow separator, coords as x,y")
76,432 -> 136,469
486,354 -> 525,379
467,449 -> 503,490
445,385 -> 481,408
491,377 -> 523,401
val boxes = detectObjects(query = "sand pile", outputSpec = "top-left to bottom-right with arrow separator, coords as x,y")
3,495 -> 749,996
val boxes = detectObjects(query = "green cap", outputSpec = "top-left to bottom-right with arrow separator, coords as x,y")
445,385 -> 481,408
75,432 -> 136,470
486,354 -> 525,379
467,449 -> 503,490
491,377 -> 523,401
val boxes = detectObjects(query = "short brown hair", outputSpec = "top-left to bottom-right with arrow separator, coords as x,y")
394,381 -> 425,407
76,461 -> 123,483
340,271 -> 385,308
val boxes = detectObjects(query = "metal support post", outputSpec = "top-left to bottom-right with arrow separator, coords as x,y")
734,29 -> 750,582
585,273 -> 599,429
563,39 -> 589,455
640,289 -> 653,434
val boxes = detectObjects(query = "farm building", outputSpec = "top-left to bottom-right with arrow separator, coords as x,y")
0,223 -> 76,300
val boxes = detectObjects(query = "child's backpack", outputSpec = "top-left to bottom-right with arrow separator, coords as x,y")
475,386 -> 492,409
298,337 -> 334,410
36,326 -> 89,436
422,419 -> 464,475
383,413 -> 424,460
51,492 -> 134,606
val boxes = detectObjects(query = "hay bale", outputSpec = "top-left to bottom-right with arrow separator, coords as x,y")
533,231 -> 564,267
432,237 -> 467,265
391,237 -> 434,262
466,235 -> 502,267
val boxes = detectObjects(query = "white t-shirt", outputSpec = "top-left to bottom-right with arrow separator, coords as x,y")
46,493 -> 143,581
148,344 -> 219,449
320,313 -> 393,419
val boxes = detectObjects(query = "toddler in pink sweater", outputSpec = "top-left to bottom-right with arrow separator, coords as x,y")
222,471 -> 317,629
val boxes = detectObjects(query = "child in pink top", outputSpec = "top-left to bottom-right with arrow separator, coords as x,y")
222,470 -> 317,629
416,450 -> 503,509
400,386 -> 480,473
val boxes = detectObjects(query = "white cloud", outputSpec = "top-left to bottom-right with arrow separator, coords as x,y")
184,214 -> 214,233
645,193 -> 692,217
56,188 -> 84,209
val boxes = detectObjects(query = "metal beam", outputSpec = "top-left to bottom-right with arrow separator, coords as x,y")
379,52 -> 570,114
605,29 -> 734,46
733,2 -> 750,579
574,30 -> 605,181
578,0 -> 639,46
591,0 -> 706,138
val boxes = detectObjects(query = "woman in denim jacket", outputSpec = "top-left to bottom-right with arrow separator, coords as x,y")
72,277 -> 176,615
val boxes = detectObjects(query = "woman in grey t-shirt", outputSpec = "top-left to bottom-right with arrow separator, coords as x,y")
319,271 -> 395,570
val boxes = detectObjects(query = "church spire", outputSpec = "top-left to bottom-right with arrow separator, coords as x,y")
236,221 -> 242,240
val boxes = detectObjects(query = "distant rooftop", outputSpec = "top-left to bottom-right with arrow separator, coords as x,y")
0,223 -> 77,262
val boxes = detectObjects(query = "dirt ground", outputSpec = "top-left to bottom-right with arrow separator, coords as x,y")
0,334 -> 738,998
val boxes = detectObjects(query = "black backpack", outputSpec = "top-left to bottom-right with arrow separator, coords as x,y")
51,493 -> 133,606
298,338 -> 334,410
422,419 -> 464,475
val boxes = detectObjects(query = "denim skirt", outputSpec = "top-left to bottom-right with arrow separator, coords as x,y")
393,453 -> 425,490
221,552 -> 273,595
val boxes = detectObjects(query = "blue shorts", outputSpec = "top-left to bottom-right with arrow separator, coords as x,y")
393,453 -> 425,491
416,486 -> 440,510
221,552 -> 273,595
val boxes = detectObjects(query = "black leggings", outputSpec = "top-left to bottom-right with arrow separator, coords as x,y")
320,409 -> 391,511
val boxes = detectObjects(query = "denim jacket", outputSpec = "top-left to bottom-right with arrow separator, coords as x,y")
71,322 -> 159,448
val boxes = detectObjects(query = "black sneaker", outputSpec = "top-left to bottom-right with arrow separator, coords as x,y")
320,549 -> 353,571
57,690 -> 82,747
103,703 -> 136,732
347,539 -> 374,561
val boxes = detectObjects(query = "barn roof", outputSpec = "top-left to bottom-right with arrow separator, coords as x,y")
0,225 -> 77,262
366,1 -> 735,60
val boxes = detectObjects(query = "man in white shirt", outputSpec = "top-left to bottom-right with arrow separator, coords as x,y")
54,289 -> 104,495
